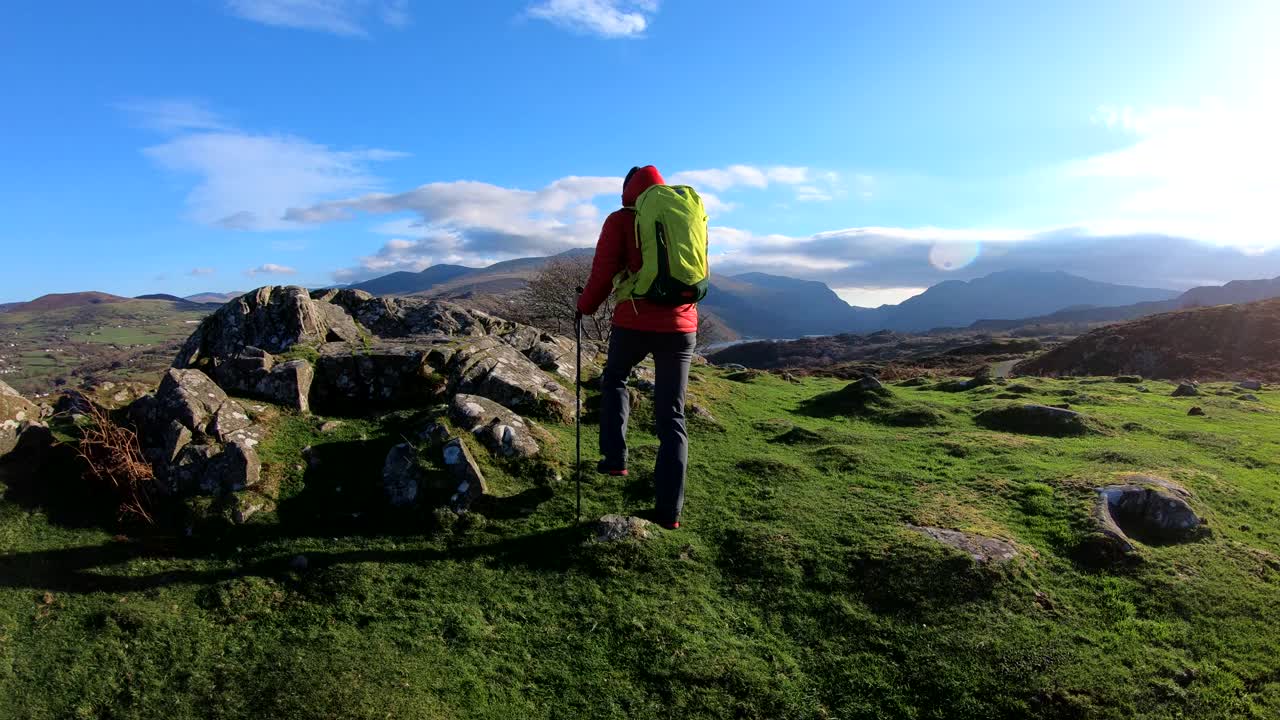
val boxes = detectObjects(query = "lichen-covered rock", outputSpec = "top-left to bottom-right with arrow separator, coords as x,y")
382,442 -> 424,507
151,369 -> 233,435
210,346 -> 314,413
449,393 -> 541,459
312,339 -> 446,412
435,337 -> 573,422
442,437 -> 487,510
175,286 -> 362,366
907,525 -> 1019,565
0,380 -> 39,457
974,404 -> 1097,437
169,439 -> 260,496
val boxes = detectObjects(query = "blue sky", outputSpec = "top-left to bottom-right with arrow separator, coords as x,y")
3,0 -> 1278,305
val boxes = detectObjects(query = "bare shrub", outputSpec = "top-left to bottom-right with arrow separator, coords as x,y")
696,311 -> 738,353
74,404 -> 161,524
512,255 -> 615,343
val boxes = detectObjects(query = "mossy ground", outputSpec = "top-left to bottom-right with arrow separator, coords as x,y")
3,370 -> 1280,718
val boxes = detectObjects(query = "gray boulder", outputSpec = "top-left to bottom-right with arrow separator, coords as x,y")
169,438 -> 260,496
175,286 -> 362,367
1,380 -> 39,457
1238,380 -> 1263,391
435,336 -> 573,422
1171,382 -> 1199,397
1091,476 -> 1204,558
442,437 -> 487,510
908,525 -> 1019,565
1240,394 -> 1261,402
974,403 -> 1097,437
311,339 -> 446,412
212,347 -> 315,413
1188,406 -> 1206,417
382,442 -> 424,507
449,394 -> 541,459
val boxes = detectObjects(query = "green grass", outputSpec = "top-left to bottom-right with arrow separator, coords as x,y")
3,370 -> 1280,718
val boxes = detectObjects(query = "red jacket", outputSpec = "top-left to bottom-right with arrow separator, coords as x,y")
576,165 -> 699,334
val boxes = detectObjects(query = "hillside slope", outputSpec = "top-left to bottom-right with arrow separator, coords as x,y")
1,291 -> 130,314
5,362 -> 1280,717
1015,297 -> 1280,380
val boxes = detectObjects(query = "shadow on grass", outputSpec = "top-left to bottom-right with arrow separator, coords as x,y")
0,520 -> 600,595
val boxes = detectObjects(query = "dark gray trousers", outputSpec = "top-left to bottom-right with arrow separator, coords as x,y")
599,326 -> 696,525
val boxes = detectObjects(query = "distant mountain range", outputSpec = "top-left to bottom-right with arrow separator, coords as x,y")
969,277 -> 1280,332
10,256 -> 1280,342
345,253 -> 1182,337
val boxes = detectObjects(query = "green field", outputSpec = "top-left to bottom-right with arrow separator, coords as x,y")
0,300 -> 211,394
2,369 -> 1279,718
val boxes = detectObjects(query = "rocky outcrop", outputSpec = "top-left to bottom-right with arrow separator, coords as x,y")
312,339 -> 446,412
435,337 -> 573,422
210,347 -> 315,413
1,380 -> 39,457
449,394 -> 541,459
128,369 -> 270,519
175,286 -> 357,366
974,404 -> 1098,437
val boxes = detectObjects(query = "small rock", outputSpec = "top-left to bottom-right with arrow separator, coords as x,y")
319,420 -> 343,433
720,363 -> 748,372
907,525 -> 1019,564
1237,380 -> 1263,391
1171,382 -> 1199,397
1240,394 -> 1260,402
1135,385 -> 1150,393
442,437 -> 487,510
1188,406 -> 1206,416
382,442 -> 423,507
592,514 -> 656,543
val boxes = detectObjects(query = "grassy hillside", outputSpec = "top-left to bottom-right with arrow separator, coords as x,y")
3,369 -> 1280,718
0,299 -> 213,395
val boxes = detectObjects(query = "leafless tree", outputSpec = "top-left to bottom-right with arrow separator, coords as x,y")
696,310 -> 738,353
514,256 -> 615,343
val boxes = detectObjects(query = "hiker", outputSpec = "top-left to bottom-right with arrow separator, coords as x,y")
576,165 -> 709,530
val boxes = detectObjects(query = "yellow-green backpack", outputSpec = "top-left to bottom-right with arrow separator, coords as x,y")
613,184 -> 710,305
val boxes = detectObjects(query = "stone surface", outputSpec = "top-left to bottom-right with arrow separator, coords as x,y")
908,525 -> 1019,564
312,339 -> 446,412
1171,382 -> 1199,397
1188,406 -> 1206,416
382,442 -> 424,507
1092,476 -> 1203,557
0,380 -> 39,457
437,336 -> 574,422
175,286 -> 362,366
1237,380 -> 1263,391
974,404 -> 1096,437
442,437 -> 487,510
1240,394 -> 1260,402
592,514 -> 657,543
449,393 -> 541,459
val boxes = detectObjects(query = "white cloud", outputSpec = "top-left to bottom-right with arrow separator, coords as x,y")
224,0 -> 410,36
527,0 -> 658,37
119,99 -> 229,133
301,176 -> 619,280
669,164 -> 841,203
1068,99 -> 1280,247
189,267 -> 216,276
134,99 -> 405,231
245,263 -> 298,276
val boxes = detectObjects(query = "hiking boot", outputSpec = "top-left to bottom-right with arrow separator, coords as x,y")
660,520 -> 680,530
596,460 -> 628,477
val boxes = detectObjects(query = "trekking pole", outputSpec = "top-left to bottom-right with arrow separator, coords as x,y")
575,287 -> 583,525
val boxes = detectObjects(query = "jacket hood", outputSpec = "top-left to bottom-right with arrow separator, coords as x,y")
622,165 -> 664,206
